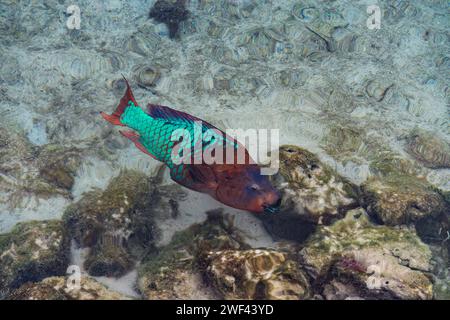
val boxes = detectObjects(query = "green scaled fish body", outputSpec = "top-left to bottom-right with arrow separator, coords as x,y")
121,102 -> 191,169
121,102 -> 236,179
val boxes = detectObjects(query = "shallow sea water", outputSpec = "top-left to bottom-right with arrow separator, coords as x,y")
0,0 -> 449,300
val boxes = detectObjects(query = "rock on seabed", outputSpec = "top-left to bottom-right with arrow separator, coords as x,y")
137,211 -> 241,300
0,220 -> 70,297
300,208 -> 433,300
405,128 -> 450,169
275,145 -> 360,224
260,145 -> 359,242
202,249 -> 311,300
63,170 -> 157,277
361,173 -> 448,226
7,276 -> 129,300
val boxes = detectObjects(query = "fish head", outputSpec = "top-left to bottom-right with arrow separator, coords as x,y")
215,165 -> 281,214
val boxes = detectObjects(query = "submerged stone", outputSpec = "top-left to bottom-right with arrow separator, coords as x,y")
201,248 -> 310,300
137,211 -> 239,300
365,79 -> 393,102
261,145 -> 359,242
63,170 -> 157,277
322,280 -> 363,300
0,128 -> 82,207
36,144 -> 82,191
278,145 -> 360,223
300,208 -> 433,300
405,128 -> 450,169
132,64 -> 161,89
149,0 -> 189,39
83,234 -> 134,278
428,243 -> 450,300
0,220 -> 70,298
321,125 -> 364,159
139,210 -> 311,300
7,276 -> 129,300
361,174 -> 448,226
138,238 -> 217,300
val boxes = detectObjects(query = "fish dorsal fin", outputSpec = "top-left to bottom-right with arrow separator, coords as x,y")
146,104 -> 217,130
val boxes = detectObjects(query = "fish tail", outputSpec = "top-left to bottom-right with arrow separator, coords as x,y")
100,76 -> 138,126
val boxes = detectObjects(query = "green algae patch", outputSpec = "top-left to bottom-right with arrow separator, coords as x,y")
202,249 -> 311,300
405,128 -> 450,169
137,211 -> 241,300
361,173 -> 448,225
0,220 -> 70,297
278,145 -> 359,223
63,169 -> 157,277
321,125 -> 365,159
7,276 -> 130,300
301,208 -> 433,299
260,145 -> 360,242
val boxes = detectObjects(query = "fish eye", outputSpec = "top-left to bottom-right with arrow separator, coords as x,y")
249,184 -> 259,191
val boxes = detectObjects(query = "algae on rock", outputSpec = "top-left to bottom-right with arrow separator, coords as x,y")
147,211 -> 314,300
322,279 -> 363,300
261,145 -> 359,242
138,210 -> 308,300
405,128 -> 450,169
149,0 -> 189,39
63,169 -> 157,277
137,210 -> 241,300
361,174 -> 448,226
277,145 -> 359,223
321,125 -> 365,159
0,128 -> 82,207
36,144 -> 82,191
7,276 -> 130,300
201,248 -> 311,300
300,208 -> 433,300
0,220 -> 70,297
83,234 -> 134,278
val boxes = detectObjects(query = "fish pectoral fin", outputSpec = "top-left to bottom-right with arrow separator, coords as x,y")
119,129 -> 139,140
170,164 -> 217,193
119,130 -> 158,160
188,165 -> 217,187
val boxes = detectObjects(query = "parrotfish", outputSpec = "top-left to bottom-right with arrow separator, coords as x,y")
101,79 -> 281,213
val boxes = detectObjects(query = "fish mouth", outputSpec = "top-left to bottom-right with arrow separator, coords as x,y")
263,198 -> 282,214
